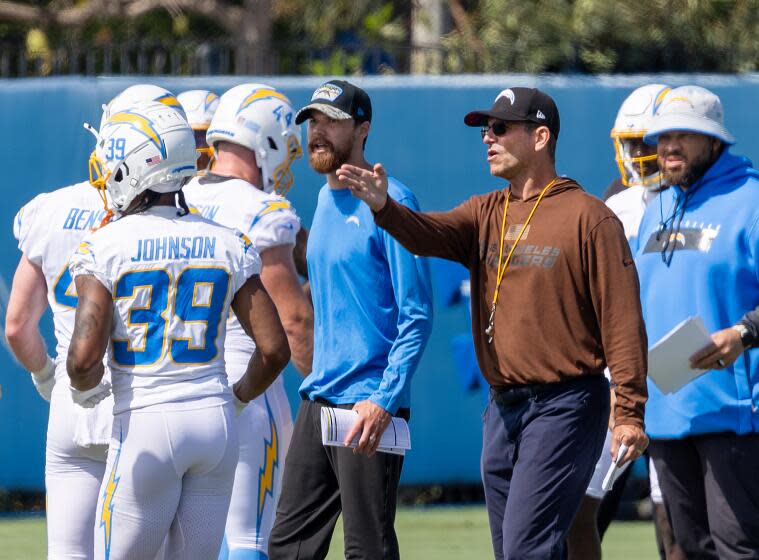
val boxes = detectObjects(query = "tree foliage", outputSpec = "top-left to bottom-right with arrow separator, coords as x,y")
443,0 -> 759,73
0,0 -> 756,75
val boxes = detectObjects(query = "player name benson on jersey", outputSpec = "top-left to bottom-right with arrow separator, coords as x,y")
63,207 -> 110,231
131,235 -> 217,262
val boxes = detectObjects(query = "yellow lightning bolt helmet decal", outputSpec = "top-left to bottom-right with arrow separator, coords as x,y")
257,395 -> 279,533
238,88 -> 291,114
653,87 -> 671,113
155,93 -> 182,110
100,428 -> 122,559
105,111 -> 166,158
205,91 -> 219,112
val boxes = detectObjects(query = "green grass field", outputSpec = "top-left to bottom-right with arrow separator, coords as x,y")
0,507 -> 659,559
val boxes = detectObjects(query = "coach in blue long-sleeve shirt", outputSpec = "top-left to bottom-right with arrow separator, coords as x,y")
301,177 -> 431,413
269,80 -> 432,560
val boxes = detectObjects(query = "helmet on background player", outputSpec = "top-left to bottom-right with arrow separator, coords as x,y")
177,89 -> 220,172
177,89 -> 219,130
206,83 -> 302,195
88,101 -> 197,214
100,84 -> 187,131
610,84 -> 670,188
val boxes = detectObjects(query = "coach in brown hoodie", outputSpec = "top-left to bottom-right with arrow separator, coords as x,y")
337,87 -> 648,559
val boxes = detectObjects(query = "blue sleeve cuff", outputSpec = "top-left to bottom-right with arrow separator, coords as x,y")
368,393 -> 398,416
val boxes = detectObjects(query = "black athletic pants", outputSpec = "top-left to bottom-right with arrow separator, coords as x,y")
649,432 -> 759,560
268,399 -> 407,560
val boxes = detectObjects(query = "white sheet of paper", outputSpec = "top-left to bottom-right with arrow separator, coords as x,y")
647,316 -> 712,394
320,406 -> 411,456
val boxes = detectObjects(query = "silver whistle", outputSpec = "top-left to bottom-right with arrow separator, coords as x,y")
485,304 -> 496,344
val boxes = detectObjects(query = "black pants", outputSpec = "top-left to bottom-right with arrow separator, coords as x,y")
481,375 -> 609,560
268,399 -> 407,560
649,432 -> 759,560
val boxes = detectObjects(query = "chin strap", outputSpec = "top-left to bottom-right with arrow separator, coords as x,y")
175,189 -> 190,217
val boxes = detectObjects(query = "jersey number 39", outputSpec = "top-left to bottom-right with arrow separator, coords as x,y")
113,267 -> 230,366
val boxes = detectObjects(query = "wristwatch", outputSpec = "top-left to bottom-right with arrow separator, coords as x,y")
732,323 -> 752,349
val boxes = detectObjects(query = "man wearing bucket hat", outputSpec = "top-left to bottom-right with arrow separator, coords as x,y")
633,85 -> 759,558
339,86 -> 649,560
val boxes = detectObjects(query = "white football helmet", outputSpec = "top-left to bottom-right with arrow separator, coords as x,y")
206,83 -> 302,195
611,84 -> 670,187
177,89 -> 219,173
177,90 -> 220,130
100,84 -> 186,131
88,100 -> 197,214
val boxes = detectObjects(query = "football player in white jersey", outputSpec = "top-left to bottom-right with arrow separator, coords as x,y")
66,100 -> 290,560
567,84 -> 681,560
177,89 -> 220,173
5,82 -> 190,560
7,181 -> 111,559
183,83 -> 313,560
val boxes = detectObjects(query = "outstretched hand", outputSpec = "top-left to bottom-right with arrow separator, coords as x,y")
336,163 -> 390,212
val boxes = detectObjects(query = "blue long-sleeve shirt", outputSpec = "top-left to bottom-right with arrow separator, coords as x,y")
634,150 -> 759,438
301,178 -> 433,414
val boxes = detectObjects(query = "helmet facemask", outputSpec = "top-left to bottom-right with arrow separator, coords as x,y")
192,127 -> 214,173
88,149 -> 111,211
271,134 -> 303,196
612,131 -> 661,188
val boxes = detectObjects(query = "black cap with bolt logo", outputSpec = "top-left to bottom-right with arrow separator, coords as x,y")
295,80 -> 372,125
464,87 -> 560,140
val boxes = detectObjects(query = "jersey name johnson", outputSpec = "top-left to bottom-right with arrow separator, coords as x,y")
69,206 -> 261,413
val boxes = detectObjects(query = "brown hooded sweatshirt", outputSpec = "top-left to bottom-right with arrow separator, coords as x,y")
374,177 -> 647,428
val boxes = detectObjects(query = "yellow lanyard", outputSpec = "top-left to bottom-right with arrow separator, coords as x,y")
485,177 -> 559,343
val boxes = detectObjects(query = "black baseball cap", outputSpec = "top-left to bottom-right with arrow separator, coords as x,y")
295,80 -> 372,125
464,87 -> 560,139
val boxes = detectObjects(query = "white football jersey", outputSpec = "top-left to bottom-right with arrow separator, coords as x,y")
606,185 -> 660,243
13,181 -> 110,379
69,205 -> 261,414
184,173 -> 300,377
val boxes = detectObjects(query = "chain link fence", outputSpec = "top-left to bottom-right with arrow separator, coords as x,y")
0,40 -> 462,77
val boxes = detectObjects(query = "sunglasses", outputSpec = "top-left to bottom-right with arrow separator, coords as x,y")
480,121 -> 512,139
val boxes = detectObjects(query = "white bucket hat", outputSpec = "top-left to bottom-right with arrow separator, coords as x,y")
644,85 -> 734,145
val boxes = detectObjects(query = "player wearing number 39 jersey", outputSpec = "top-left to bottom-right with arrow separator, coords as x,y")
66,100 -> 290,560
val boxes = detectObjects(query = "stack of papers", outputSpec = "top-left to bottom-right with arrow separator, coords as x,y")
320,406 -> 411,456
648,316 -> 713,394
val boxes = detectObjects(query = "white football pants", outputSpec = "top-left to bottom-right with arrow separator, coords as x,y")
46,381 -> 108,560
223,369 -> 293,558
94,398 -> 238,560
